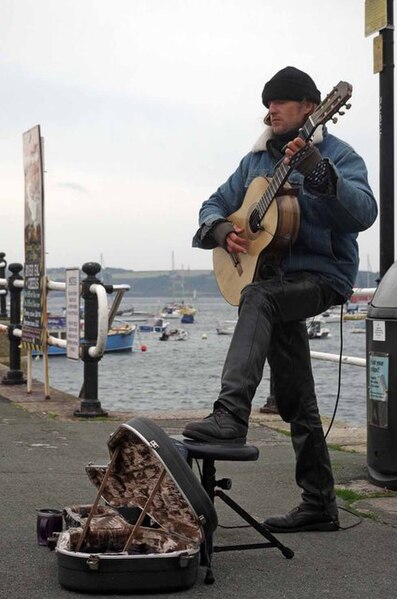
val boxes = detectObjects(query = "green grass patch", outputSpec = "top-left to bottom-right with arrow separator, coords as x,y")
272,427 -> 291,437
335,488 -> 367,503
335,487 -> 396,503
328,442 -> 361,454
335,488 -> 391,523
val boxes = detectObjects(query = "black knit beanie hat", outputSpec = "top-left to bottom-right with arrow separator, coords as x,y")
262,66 -> 321,108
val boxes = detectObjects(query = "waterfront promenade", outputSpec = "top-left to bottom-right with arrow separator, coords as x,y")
1,364 -> 397,598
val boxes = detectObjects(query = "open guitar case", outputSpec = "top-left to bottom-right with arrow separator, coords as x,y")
55,417 -> 218,594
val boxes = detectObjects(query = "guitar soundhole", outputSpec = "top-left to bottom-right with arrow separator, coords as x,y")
247,205 -> 262,239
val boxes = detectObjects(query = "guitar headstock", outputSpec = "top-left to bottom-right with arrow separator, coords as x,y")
310,81 -> 353,129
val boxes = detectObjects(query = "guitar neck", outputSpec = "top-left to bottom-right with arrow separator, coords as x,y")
257,117 -> 318,218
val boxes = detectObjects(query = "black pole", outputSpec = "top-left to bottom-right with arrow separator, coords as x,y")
74,262 -> 107,418
379,0 -> 395,278
260,368 -> 279,414
0,252 -> 7,318
2,263 -> 26,385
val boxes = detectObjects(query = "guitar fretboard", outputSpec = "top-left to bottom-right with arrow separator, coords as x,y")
255,117 -> 316,221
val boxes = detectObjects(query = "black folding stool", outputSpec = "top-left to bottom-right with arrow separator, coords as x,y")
182,440 -> 294,581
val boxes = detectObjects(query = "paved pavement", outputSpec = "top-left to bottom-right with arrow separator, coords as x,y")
1,364 -> 397,598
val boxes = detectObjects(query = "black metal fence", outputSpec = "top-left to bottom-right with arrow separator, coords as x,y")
0,257 -> 130,418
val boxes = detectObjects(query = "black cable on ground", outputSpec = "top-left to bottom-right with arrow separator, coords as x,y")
324,303 -> 344,440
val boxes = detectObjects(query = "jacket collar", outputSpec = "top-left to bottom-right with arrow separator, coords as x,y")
251,125 -> 324,153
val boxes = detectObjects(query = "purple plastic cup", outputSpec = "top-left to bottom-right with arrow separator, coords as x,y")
36,508 -> 63,546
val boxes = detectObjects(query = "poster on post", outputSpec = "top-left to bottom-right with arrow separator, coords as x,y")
21,125 -> 46,350
368,352 -> 389,428
66,268 -> 80,360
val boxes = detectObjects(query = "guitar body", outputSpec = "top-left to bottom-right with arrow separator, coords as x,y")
213,176 -> 300,306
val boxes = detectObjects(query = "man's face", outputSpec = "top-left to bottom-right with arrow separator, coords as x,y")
267,100 -> 316,135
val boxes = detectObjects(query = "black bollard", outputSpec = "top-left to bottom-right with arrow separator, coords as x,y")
74,262 -> 107,418
2,263 -> 26,385
260,369 -> 278,414
0,252 -> 7,318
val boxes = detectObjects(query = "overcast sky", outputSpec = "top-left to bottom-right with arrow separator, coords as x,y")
0,0 -> 386,273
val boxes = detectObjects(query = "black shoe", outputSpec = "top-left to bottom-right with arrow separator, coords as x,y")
263,505 -> 339,533
183,408 -> 247,444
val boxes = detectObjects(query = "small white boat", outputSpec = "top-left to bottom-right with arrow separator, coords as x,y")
138,317 -> 169,333
160,303 -> 196,319
159,328 -> 189,341
113,307 -> 154,323
307,317 -> 331,340
216,319 -> 237,335
321,308 -> 342,323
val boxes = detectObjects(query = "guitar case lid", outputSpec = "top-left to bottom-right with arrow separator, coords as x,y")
85,417 -> 218,544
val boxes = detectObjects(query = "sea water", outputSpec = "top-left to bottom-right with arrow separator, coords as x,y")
32,296 -> 367,426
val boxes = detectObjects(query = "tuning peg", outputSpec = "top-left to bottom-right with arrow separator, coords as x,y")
332,117 -> 338,124
345,103 -> 352,110
338,110 -> 345,116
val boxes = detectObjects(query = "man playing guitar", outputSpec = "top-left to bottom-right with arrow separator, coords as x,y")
183,66 -> 377,533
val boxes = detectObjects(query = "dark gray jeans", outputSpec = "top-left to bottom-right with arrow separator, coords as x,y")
215,271 -> 343,510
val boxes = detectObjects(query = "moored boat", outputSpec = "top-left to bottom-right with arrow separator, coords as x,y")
321,307 -> 343,323
33,316 -> 136,356
159,328 -> 189,341
343,312 -> 367,321
344,301 -> 368,320
181,313 -> 194,324
160,303 -> 196,320
306,317 -> 331,340
114,306 -> 155,323
105,323 -> 136,352
138,317 -> 169,333
216,319 -> 237,335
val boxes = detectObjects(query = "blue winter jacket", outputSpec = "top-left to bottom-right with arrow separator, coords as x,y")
193,127 -> 378,299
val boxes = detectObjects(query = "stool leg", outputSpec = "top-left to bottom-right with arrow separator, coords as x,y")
201,459 -> 216,500
199,459 -> 216,567
215,489 -> 294,559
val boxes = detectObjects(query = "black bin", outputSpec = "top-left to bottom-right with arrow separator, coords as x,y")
366,260 -> 397,489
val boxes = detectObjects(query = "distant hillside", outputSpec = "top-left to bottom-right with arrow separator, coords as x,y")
44,267 -> 380,298
46,267 -> 219,297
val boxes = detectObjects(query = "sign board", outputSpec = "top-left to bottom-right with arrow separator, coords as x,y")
66,268 -> 80,360
365,0 -> 388,37
368,352 -> 389,427
22,125 -> 46,349
373,319 -> 386,341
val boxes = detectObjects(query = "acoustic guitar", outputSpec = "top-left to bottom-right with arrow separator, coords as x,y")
213,81 -> 353,306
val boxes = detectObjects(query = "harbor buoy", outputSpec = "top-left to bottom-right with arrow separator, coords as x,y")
202,333 -> 207,340
140,344 -> 148,352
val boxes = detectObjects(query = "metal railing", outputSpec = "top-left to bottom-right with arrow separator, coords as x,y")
45,279 -> 109,358
261,287 -> 375,413
308,287 -> 376,368
0,270 -> 130,358
0,261 -> 131,416
310,350 -> 366,368
1,263 -> 377,413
